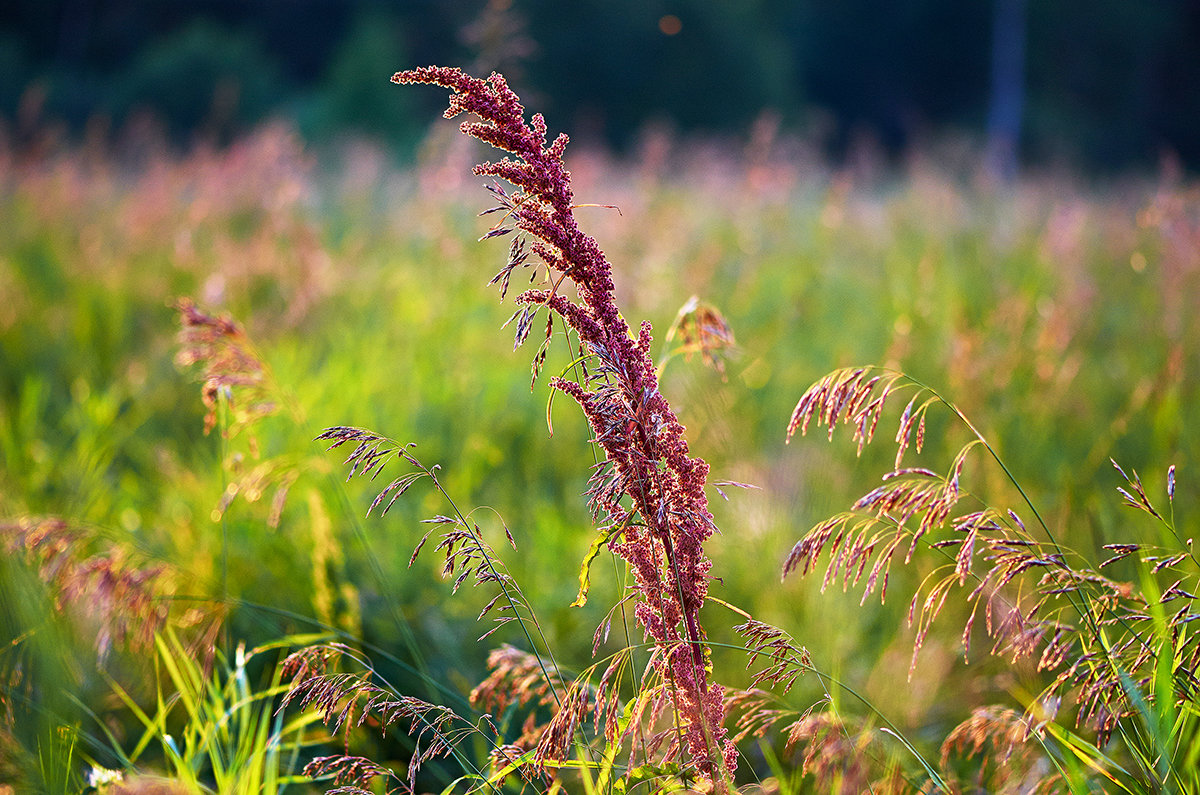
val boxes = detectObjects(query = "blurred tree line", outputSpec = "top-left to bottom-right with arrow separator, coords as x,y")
1,0 -> 1197,171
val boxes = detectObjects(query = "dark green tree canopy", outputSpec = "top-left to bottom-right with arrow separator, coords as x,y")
1,0 -> 1197,171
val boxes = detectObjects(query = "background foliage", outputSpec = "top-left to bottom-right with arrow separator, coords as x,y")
1,0 -> 1199,170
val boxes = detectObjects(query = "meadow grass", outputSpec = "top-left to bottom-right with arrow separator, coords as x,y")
0,75 -> 1197,792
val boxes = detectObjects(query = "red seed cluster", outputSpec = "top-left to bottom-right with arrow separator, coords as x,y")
392,66 -> 733,777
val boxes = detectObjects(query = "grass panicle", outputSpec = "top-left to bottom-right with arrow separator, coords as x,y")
175,298 -> 277,440
660,295 -> 737,380
281,644 -> 485,795
1,517 -> 169,661
390,66 -> 733,781
785,364 -> 1199,788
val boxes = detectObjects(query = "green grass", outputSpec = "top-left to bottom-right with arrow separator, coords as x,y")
1,125 -> 1197,791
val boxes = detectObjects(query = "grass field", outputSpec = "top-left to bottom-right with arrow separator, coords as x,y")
2,102 -> 1198,792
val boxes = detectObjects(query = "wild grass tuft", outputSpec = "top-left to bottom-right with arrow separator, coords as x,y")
785,366 -> 1200,791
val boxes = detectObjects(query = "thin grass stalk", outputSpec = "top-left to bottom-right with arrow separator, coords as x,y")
428,473 -> 562,705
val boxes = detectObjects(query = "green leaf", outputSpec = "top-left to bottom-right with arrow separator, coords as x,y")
571,523 -> 623,607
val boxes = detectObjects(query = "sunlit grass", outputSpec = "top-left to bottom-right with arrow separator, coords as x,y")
1,118 -> 1197,790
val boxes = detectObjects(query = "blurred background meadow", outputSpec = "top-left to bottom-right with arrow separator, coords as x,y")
2,1 -> 1199,792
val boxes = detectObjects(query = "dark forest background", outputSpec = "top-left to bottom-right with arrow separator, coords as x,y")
1,0 -> 1198,172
